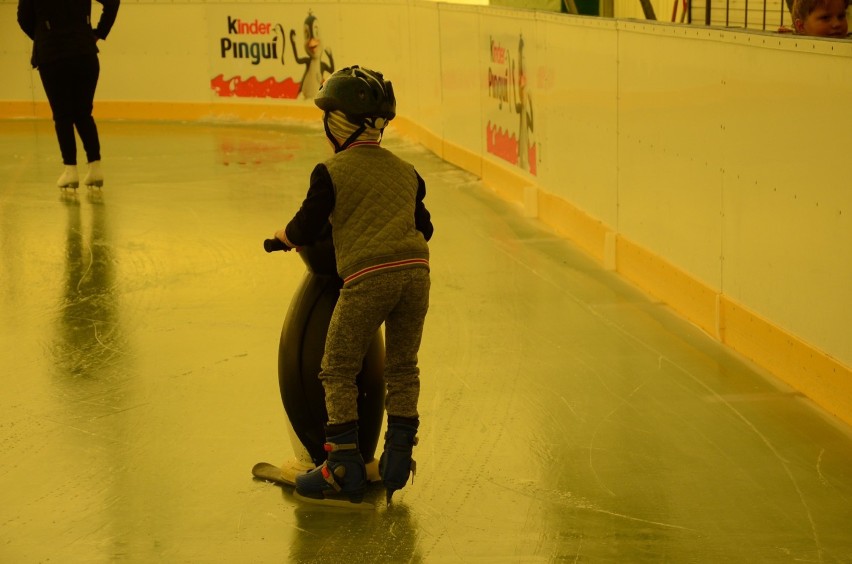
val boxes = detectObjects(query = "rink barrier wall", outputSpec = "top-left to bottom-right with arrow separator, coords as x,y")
2,0 -> 850,427
419,129 -> 852,429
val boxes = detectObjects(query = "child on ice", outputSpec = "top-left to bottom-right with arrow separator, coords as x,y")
272,65 -> 433,505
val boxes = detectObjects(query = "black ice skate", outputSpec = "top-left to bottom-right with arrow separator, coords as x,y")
294,423 -> 368,507
379,416 -> 419,505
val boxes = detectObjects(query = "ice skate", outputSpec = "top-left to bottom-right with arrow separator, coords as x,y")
84,160 -> 104,188
57,165 -> 79,189
294,423 -> 370,507
379,416 -> 419,505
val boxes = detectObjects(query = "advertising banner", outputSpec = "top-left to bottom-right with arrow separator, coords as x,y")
484,29 -> 540,176
208,7 -> 338,103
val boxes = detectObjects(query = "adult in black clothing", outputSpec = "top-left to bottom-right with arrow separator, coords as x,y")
17,0 -> 120,189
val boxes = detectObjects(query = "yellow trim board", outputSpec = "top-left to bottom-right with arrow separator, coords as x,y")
1,101 -> 51,119
537,190 -> 610,263
527,192 -> 852,426
96,101 -> 322,123
481,158 -> 528,204
443,138 -> 484,179
616,237 -> 720,338
1,100 -> 322,123
378,118 -> 483,178
721,298 -> 852,427
391,117 -> 444,158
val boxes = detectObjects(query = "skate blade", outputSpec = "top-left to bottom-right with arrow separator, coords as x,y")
85,180 -> 103,188
58,183 -> 79,190
293,490 -> 375,510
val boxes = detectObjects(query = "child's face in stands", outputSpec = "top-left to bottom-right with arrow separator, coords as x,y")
796,0 -> 848,37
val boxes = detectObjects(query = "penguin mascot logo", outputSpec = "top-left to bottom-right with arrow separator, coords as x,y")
290,11 -> 335,99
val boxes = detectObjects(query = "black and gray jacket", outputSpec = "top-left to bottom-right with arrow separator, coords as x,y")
17,0 -> 120,68
285,141 -> 433,287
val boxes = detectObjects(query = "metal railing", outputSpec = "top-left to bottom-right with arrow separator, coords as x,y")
686,0 -> 794,31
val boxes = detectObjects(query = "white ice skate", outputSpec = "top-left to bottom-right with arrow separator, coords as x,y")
84,160 -> 104,188
56,165 -> 79,189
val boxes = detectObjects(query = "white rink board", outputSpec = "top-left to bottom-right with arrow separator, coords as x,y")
615,24 -> 730,290
436,6 -> 485,155
407,3 -> 444,138
535,14 -> 620,229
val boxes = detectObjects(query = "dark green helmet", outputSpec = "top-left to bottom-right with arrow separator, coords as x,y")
315,65 -> 396,128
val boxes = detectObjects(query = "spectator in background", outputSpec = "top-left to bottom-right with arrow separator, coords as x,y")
17,0 -> 120,190
791,0 -> 849,37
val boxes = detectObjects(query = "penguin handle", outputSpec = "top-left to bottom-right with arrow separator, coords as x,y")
264,238 -> 291,253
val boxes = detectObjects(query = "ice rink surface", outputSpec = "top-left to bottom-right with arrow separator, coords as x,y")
2,119 -> 852,563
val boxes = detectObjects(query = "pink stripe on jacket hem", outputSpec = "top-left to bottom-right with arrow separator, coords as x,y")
343,258 -> 429,285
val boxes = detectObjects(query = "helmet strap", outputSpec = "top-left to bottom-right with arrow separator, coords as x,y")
341,125 -> 367,151
323,113 -> 342,152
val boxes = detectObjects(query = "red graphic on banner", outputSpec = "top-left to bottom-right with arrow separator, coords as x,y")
527,143 -> 537,176
211,74 -> 301,99
486,121 -> 518,166
486,121 -> 537,176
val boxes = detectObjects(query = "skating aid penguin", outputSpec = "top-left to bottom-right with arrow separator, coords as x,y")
254,226 -> 385,492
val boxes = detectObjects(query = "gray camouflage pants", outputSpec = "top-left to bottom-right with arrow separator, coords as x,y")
320,267 -> 430,425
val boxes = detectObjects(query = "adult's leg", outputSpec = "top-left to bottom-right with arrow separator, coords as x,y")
72,54 -> 101,164
38,62 -> 78,165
